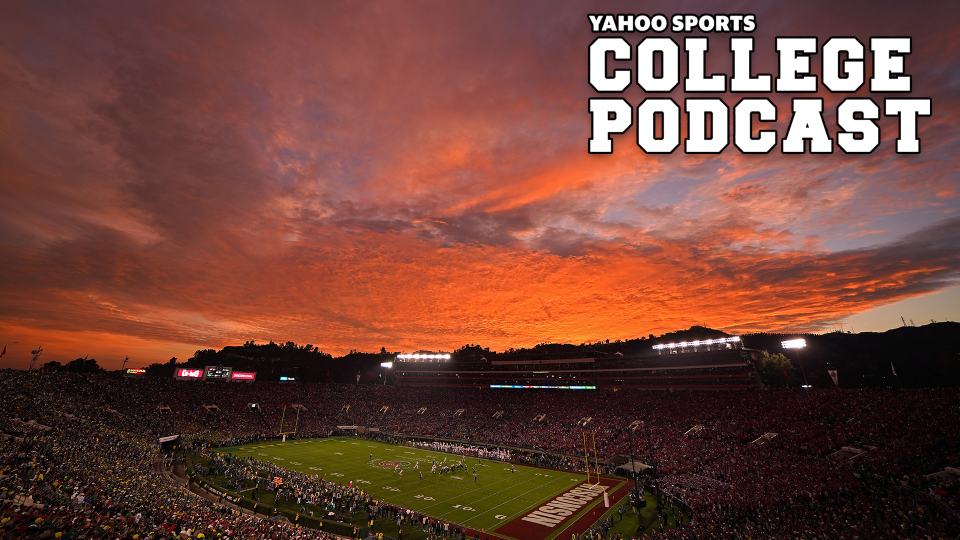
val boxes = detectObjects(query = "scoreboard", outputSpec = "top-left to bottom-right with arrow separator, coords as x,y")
174,366 -> 254,381
205,365 -> 233,380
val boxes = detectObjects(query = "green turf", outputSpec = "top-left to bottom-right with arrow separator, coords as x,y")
215,437 -> 627,538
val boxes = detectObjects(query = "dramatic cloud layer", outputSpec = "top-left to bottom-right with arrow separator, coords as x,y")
0,1 -> 958,367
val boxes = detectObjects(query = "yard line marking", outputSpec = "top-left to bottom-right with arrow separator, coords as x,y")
457,472 -> 584,528
217,438 -> 606,534
412,465 -> 571,517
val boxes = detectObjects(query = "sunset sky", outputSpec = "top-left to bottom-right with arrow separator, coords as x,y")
1,1 -> 958,369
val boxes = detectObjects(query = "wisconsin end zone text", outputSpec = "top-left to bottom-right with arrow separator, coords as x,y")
520,483 -> 607,527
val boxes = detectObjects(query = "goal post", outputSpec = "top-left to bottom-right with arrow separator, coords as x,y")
583,431 -> 591,485
278,405 -> 300,441
582,430 -> 603,490
592,430 -> 601,484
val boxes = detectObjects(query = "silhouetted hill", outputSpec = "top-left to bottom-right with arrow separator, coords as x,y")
138,322 -> 959,387
741,322 -> 960,388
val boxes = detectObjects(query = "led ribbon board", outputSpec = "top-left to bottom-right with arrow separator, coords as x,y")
490,385 -> 597,390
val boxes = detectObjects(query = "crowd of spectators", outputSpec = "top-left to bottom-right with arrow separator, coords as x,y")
0,368 -> 957,539
0,371 -> 342,540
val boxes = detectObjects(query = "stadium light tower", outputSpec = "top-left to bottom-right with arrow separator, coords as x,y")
781,338 -> 809,388
29,346 -> 43,371
623,420 -> 646,527
628,422 -> 640,481
380,361 -> 393,385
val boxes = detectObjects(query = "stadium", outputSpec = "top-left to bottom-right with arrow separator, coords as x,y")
2,326 -> 958,540
2,4 -> 959,539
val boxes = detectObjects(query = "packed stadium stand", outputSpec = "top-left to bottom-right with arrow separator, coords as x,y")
1,367 -> 958,539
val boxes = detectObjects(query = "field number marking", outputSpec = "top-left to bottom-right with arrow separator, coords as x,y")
452,505 -> 475,511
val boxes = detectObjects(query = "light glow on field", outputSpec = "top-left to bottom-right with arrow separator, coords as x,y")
211,436 -> 627,536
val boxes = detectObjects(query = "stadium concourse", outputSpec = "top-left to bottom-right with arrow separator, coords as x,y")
0,370 -> 958,539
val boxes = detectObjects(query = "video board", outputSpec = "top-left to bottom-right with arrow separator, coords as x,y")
204,365 -> 233,380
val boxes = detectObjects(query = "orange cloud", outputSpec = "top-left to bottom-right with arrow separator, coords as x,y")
0,1 -> 958,369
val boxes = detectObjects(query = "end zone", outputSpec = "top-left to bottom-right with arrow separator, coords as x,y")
494,477 -> 630,540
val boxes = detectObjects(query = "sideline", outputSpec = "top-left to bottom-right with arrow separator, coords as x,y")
155,455 -> 355,539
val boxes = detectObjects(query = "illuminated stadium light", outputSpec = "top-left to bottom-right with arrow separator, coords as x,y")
782,338 -> 810,387
781,339 -> 807,349
490,385 -> 597,390
380,361 -> 393,368
396,353 -> 451,360
652,336 -> 741,350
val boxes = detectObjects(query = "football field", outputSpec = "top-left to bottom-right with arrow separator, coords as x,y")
219,437 -> 630,540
